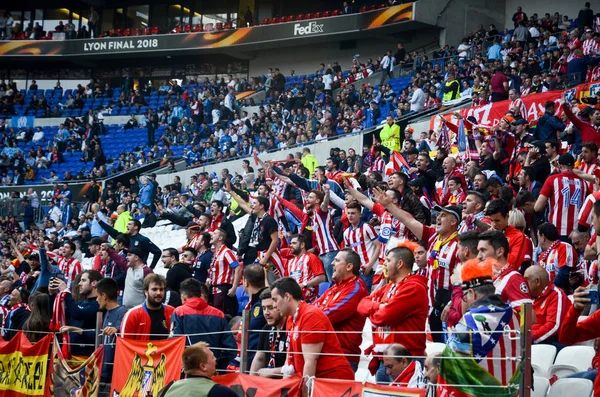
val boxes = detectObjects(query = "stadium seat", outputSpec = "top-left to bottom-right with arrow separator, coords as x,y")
224,22 -> 232,30
204,23 -> 213,31
260,18 -> 270,25
532,376 -> 550,397
194,24 -> 204,32
547,378 -> 593,397
425,342 -> 446,355
531,344 -> 557,378
547,346 -> 595,380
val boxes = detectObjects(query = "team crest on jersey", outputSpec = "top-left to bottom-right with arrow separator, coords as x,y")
292,326 -> 299,340
134,241 -> 139,246
253,306 -> 260,318
520,282 -> 529,293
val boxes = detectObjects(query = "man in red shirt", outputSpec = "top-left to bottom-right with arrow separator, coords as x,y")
490,67 -> 509,102
120,274 -> 175,341
314,248 -> 368,372
535,153 -> 588,239
477,230 -> 533,310
287,235 -> 325,302
375,187 -> 460,343
270,277 -> 354,389
484,199 -> 530,272
358,244 -> 429,383
524,265 -> 570,345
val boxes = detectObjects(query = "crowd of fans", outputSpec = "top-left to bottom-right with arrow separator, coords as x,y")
1,3 -> 600,396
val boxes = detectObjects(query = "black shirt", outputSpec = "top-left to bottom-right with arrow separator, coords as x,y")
148,307 -> 169,340
257,323 -> 287,369
250,214 -> 278,251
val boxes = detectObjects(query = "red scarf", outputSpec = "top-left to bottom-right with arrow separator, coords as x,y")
539,240 -> 561,265
2,303 -> 29,329
50,290 -> 71,358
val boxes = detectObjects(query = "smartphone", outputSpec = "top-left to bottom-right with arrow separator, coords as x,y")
588,289 -> 599,305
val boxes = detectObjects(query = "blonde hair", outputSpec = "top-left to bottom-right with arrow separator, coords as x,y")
508,209 -> 526,231
182,342 -> 210,372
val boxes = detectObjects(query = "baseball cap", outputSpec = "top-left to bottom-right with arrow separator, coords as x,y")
512,119 -> 528,126
433,205 -> 462,222
529,140 -> 545,150
186,221 -> 201,230
128,247 -> 144,259
558,153 -> 575,166
461,258 -> 494,291
89,238 -> 105,246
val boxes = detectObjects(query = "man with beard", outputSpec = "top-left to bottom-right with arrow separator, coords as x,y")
120,274 -> 175,341
287,235 -> 325,302
53,270 -> 102,357
458,191 -> 489,233
250,288 -> 288,377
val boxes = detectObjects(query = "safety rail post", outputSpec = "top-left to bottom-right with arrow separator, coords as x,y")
239,309 -> 251,374
519,302 -> 533,397
95,311 -> 103,350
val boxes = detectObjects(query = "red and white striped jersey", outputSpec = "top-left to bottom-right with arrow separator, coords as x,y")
272,178 -> 286,196
582,39 -> 600,56
268,195 -> 285,221
368,157 -> 386,173
539,241 -> 578,282
509,97 -> 526,117
520,86 -> 531,97
311,207 -> 340,255
577,191 -> 600,229
209,245 -> 239,286
57,257 -> 82,289
588,65 -> 600,83
422,225 -> 459,292
539,171 -> 587,236
577,159 -> 600,192
493,266 -> 533,309
287,252 -> 324,302
344,222 -> 378,268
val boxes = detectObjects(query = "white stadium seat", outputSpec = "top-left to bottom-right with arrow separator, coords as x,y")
547,346 -> 595,380
532,376 -> 550,397
547,378 -> 593,397
426,342 -> 447,355
531,344 -> 557,378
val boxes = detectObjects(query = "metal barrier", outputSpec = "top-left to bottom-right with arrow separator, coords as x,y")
0,198 -> 49,225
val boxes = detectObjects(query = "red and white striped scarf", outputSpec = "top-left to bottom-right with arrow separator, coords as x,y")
50,290 -> 71,358
1,302 -> 29,329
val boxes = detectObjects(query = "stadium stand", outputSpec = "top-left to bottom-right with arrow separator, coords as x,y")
1,1 -> 600,396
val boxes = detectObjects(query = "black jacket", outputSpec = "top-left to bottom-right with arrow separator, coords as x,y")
401,188 -> 430,226
141,212 -> 158,228
166,263 -> 193,294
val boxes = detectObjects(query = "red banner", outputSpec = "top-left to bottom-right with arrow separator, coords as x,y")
52,339 -> 104,397
214,373 -> 302,397
0,331 -> 53,397
110,336 -> 185,397
429,80 -> 600,131
213,373 -> 426,397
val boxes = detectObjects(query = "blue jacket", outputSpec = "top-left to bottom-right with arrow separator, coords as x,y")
170,297 -> 237,370
138,179 -> 154,206
536,112 -> 566,141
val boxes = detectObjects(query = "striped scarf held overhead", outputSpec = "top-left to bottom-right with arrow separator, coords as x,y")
50,290 -> 72,358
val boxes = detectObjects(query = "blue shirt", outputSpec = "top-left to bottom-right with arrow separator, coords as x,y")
487,44 -> 502,60
91,212 -> 108,237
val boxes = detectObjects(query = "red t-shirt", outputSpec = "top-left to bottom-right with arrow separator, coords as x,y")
490,72 -> 509,94
286,303 -> 354,380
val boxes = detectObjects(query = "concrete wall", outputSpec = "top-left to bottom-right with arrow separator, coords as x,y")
155,132 -> 364,187
504,0 -> 583,29
247,32 -> 440,77
415,0 -> 506,48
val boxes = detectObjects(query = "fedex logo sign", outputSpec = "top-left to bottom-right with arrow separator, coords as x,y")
293,21 -> 324,36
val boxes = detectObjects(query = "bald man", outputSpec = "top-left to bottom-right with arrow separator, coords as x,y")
440,157 -> 467,205
524,265 -> 571,345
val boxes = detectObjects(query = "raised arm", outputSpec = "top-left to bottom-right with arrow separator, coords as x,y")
372,187 -> 424,240
320,184 -> 331,213
224,178 -> 252,214
342,176 -> 374,210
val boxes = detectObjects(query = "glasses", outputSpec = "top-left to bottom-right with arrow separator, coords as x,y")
462,289 -> 472,302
